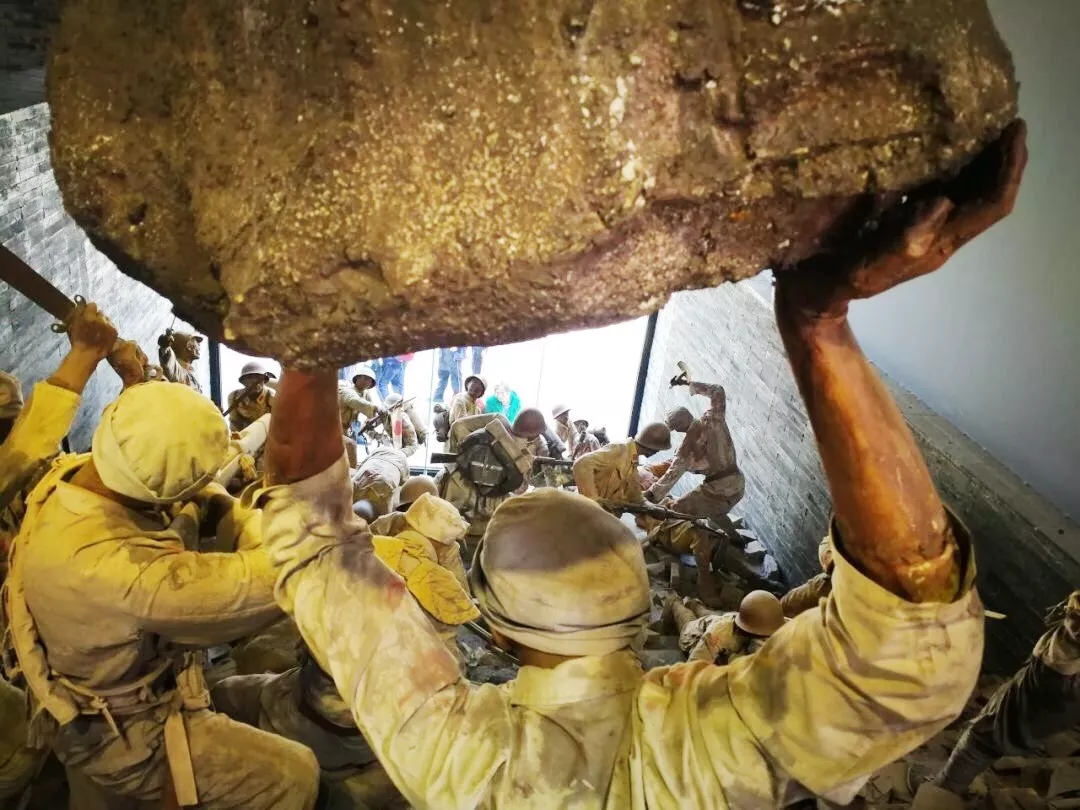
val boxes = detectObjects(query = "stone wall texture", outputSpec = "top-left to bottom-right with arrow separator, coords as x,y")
1,103 -> 207,450
641,280 -> 1080,674
0,0 -> 55,72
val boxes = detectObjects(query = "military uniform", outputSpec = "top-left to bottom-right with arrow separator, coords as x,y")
158,345 -> 201,392
649,382 -> 745,522
213,494 -> 476,809
226,387 -> 272,433
572,429 -> 601,460
369,409 -> 419,457
930,590 -> 1080,796
573,439 -> 645,504
555,420 -> 574,455
336,380 -> 380,435
0,382 -> 81,806
256,456 -> 984,809
677,612 -> 766,665
0,381 -> 80,525
2,455 -> 319,809
437,417 -> 538,541
212,664 -> 404,810
781,572 -> 833,618
447,391 -> 481,432
351,447 -> 409,515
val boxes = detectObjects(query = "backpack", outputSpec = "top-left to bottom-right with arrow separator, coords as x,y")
454,416 -> 533,497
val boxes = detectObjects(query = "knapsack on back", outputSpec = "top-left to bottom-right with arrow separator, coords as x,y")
454,416 -> 532,497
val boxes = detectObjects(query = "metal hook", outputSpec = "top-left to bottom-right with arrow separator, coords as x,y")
49,295 -> 87,334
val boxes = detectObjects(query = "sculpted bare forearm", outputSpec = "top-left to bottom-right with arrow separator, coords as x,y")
266,369 -> 344,485
770,121 -> 1026,602
777,309 -> 959,602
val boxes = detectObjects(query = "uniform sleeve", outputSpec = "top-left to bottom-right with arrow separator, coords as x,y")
406,404 -> 427,443
727,518 -> 982,800
258,457 -> 512,809
690,381 -> 726,413
647,442 -> 693,502
635,519 -> 983,805
338,385 -> 376,425
158,344 -> 183,384
780,573 -> 832,619
0,382 -> 81,509
104,537 -> 282,646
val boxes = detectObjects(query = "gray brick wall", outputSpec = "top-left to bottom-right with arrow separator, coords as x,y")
0,1 -> 56,72
1,103 -> 208,451
642,280 -> 1080,674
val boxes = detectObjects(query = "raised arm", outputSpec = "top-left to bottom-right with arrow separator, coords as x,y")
689,381 -> 726,414
775,121 -> 1026,603
637,123 -> 1027,806
0,303 -> 117,507
260,370 -> 510,807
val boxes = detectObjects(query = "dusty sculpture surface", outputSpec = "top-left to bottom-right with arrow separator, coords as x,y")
48,0 -> 1017,365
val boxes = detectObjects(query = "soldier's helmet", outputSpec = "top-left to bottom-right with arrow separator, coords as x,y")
398,476 -> 439,509
239,360 -> 275,383
635,422 -> 672,453
735,591 -> 785,638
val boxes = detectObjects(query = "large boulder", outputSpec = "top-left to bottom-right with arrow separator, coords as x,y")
48,0 -> 1017,365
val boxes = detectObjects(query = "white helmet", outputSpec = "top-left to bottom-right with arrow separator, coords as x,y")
352,364 -> 377,385
239,360 -> 275,382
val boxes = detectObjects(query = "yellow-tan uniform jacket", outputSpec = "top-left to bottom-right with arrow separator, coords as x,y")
781,572 -> 833,619
3,455 -> 318,809
677,613 -> 766,665
337,382 -> 380,432
256,456 -> 984,809
573,439 -> 645,505
0,381 -> 80,539
0,382 -> 80,803
447,393 -> 482,428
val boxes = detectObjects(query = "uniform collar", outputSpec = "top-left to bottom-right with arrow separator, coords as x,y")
508,650 -> 642,709
53,468 -> 169,529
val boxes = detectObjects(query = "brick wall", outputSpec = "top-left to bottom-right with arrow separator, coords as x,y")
642,280 -> 1080,673
0,0 -> 55,72
1,103 -> 208,450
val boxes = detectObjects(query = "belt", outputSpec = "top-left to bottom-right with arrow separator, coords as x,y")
703,466 -> 740,484
58,658 -> 202,807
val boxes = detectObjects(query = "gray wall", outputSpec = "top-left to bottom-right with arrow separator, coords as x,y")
1,103 -> 206,450
641,282 -> 1080,674
848,0 -> 1080,522
0,1 -> 52,113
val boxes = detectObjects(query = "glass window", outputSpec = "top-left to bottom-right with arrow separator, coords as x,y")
346,317 -> 650,470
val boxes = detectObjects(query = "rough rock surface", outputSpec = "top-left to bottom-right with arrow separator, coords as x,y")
48,0 -> 1017,365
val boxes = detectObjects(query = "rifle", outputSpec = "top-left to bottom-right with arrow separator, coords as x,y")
357,397 -> 416,437
432,452 -> 573,474
464,621 -> 520,665
222,385 -> 262,418
596,499 -> 737,542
